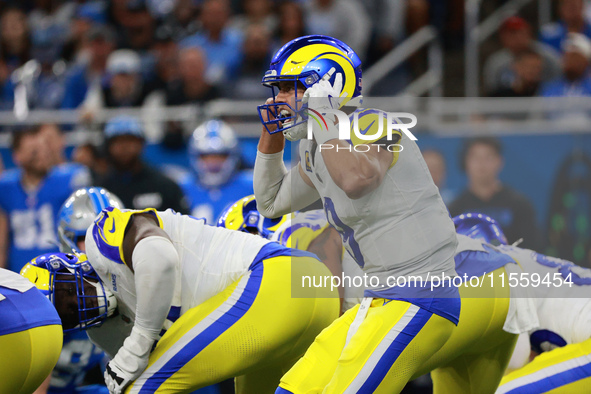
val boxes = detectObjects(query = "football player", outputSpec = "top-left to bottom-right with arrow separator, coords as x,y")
34,187 -> 124,394
1,267 -> 63,393
177,120 -> 254,223
454,213 -> 591,393
217,196 -> 350,309
22,206 -> 339,394
254,34 -> 460,392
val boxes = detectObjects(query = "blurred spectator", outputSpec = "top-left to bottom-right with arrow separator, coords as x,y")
540,32 -> 591,97
160,0 -> 199,41
422,149 -> 455,205
180,0 -> 243,85
0,8 -> 31,73
62,1 -> 108,63
176,120 -> 253,223
27,0 -> 76,59
449,137 -> 540,249
229,0 -> 277,34
304,0 -> 371,60
540,0 -> 591,53
62,26 -> 116,109
145,25 -> 180,93
98,116 -> 189,213
490,49 -> 544,97
230,24 -> 273,99
274,1 -> 307,51
362,0 -> 407,66
39,123 -> 66,166
484,16 -> 561,95
0,125 -> 90,272
72,142 -> 109,180
82,49 -> 150,116
165,47 -> 220,105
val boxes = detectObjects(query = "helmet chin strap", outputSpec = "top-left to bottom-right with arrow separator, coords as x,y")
88,279 -> 118,318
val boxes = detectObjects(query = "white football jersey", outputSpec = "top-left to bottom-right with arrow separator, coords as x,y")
0,268 -> 35,301
85,208 -> 270,329
298,131 -> 458,293
498,245 -> 591,346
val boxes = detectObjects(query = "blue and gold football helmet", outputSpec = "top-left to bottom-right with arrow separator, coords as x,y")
217,195 -> 290,239
453,213 -> 509,246
20,252 -> 117,332
257,35 -> 362,135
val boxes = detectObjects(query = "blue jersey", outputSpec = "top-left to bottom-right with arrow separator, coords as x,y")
0,163 -> 90,272
48,331 -> 108,394
179,170 -> 254,224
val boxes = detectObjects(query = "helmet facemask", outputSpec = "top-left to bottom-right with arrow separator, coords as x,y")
49,256 -> 117,332
257,71 -> 320,136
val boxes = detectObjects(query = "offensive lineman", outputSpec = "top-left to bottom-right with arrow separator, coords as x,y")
23,206 -> 339,394
0,267 -> 63,393
454,213 -> 591,393
254,34 -> 460,392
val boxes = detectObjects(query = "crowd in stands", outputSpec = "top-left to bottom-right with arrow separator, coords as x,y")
485,0 -> 591,99
0,0 -> 435,115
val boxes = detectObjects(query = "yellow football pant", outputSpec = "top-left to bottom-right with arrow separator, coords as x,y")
0,324 -> 63,394
424,267 -> 517,394
497,338 -> 591,393
277,298 -> 456,393
126,254 -> 340,394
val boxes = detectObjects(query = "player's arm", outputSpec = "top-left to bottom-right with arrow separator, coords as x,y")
307,226 -> 344,304
254,117 -> 320,217
104,213 -> 179,393
318,141 -> 392,199
0,209 -> 7,269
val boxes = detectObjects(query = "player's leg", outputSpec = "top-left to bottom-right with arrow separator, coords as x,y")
0,325 -> 62,393
324,299 -> 456,393
432,333 -> 517,394
422,267 -> 517,393
235,356 -> 300,394
277,304 -> 360,393
126,254 -> 339,394
0,286 -> 63,394
497,338 -> 591,394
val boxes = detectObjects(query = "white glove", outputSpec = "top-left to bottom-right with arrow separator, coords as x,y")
104,327 -> 154,394
302,67 -> 345,112
282,68 -> 344,142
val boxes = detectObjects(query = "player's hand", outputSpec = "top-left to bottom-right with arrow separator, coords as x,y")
105,359 -> 138,394
302,68 -> 345,112
104,327 -> 153,394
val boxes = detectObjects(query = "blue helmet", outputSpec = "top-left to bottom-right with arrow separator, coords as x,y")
216,195 -> 290,239
20,252 -> 117,332
189,120 -> 239,187
257,35 -> 363,135
104,115 -> 144,141
57,187 -> 124,253
453,213 -> 509,245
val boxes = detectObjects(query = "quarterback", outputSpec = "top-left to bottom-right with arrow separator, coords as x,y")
254,34 -> 460,392
21,206 -> 339,394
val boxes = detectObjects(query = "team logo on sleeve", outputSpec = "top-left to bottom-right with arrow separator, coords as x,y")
305,151 -> 312,172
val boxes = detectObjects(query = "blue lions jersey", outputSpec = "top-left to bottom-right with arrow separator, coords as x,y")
0,163 -> 90,272
48,331 -> 108,394
178,170 -> 254,224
